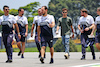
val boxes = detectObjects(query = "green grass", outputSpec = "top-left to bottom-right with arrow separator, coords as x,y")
0,47 -> 50,52
0,45 -> 99,52
76,44 -> 100,52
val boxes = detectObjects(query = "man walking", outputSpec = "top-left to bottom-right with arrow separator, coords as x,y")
37,6 -> 55,64
56,8 -> 74,59
31,8 -> 42,58
0,5 -> 21,63
15,8 -> 28,58
78,9 -> 95,60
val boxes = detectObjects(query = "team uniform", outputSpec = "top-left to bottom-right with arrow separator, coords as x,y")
57,16 -> 72,58
78,15 -> 95,59
38,14 -> 55,48
95,16 -> 100,43
32,15 -> 41,57
15,15 -> 28,42
0,14 -> 17,61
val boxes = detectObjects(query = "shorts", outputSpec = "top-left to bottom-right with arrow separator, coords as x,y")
41,35 -> 53,48
95,35 -> 100,43
15,34 -> 25,42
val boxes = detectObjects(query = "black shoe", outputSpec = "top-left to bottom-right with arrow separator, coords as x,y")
44,53 -> 46,58
49,58 -> 54,64
40,57 -> 44,63
18,51 -> 21,56
21,54 -> 24,58
81,55 -> 85,60
6,60 -> 12,63
93,56 -> 95,60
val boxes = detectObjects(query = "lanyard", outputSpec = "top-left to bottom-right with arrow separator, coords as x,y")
3,15 -> 9,21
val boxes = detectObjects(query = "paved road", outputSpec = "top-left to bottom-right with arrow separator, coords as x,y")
0,52 -> 100,67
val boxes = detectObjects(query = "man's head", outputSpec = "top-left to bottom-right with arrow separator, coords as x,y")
3,5 -> 9,15
97,7 -> 100,15
81,8 -> 88,16
62,8 -> 68,16
38,8 -> 42,16
18,8 -> 24,16
41,6 -> 48,15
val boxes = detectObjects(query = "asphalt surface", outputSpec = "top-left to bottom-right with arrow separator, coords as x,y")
0,52 -> 100,67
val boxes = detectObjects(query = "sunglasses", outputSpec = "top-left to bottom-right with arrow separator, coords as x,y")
63,12 -> 67,13
5,9 -> 10,10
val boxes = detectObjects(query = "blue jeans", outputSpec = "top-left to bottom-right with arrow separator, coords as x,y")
62,35 -> 70,55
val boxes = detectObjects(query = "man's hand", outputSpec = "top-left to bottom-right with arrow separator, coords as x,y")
56,31 -> 59,34
31,32 -> 33,37
38,36 -> 41,42
18,34 -> 21,39
80,30 -> 84,33
25,32 -> 28,37
85,27 -> 89,31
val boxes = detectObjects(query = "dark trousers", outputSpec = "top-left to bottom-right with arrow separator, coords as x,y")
35,34 -> 41,52
2,33 -> 13,60
81,34 -> 95,56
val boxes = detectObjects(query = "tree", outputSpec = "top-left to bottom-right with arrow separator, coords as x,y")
48,0 -> 100,37
9,9 -> 18,16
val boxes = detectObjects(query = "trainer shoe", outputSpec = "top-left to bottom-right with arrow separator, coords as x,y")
93,56 -> 95,60
6,59 -> 12,63
81,55 -> 85,60
21,54 -> 24,58
18,51 -> 21,56
40,57 -> 44,63
64,53 -> 69,59
49,58 -> 54,64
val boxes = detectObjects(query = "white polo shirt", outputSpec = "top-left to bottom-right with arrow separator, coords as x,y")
33,15 -> 41,24
0,14 -> 17,25
15,15 -> 28,25
78,15 -> 94,25
38,14 -> 55,26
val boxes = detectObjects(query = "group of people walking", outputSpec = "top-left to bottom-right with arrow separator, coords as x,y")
0,5 -> 100,64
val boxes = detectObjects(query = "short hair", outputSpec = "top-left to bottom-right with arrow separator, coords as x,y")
42,6 -> 48,10
18,8 -> 23,12
81,8 -> 88,14
62,8 -> 68,12
3,5 -> 9,9
97,7 -> 100,11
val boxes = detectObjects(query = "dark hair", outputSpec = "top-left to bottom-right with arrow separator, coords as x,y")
81,8 -> 88,14
42,6 -> 48,10
62,8 -> 68,12
3,5 -> 9,9
18,8 -> 23,12
97,7 -> 100,11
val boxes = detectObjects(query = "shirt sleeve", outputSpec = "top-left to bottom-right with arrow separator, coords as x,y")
95,17 -> 97,25
90,16 -> 94,24
57,18 -> 61,26
32,16 -> 36,24
12,16 -> 17,24
50,15 -> 55,23
24,17 -> 28,25
69,18 -> 72,26
38,17 -> 41,26
78,17 -> 81,25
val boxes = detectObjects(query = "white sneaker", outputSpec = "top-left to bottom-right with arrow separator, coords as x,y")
64,53 -> 69,59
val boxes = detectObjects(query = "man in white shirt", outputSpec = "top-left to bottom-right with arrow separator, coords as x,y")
31,8 -> 42,58
15,8 -> 28,58
78,9 -> 95,60
0,5 -> 21,63
91,7 -> 100,51
37,6 -> 55,64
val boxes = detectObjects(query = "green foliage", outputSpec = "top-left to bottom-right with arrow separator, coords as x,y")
54,38 -> 78,52
9,9 -> 18,16
28,17 -> 34,32
0,9 -> 4,16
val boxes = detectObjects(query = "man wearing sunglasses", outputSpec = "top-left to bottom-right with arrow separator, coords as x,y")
78,9 -> 95,60
0,5 -> 21,63
56,8 -> 74,59
15,8 -> 28,58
